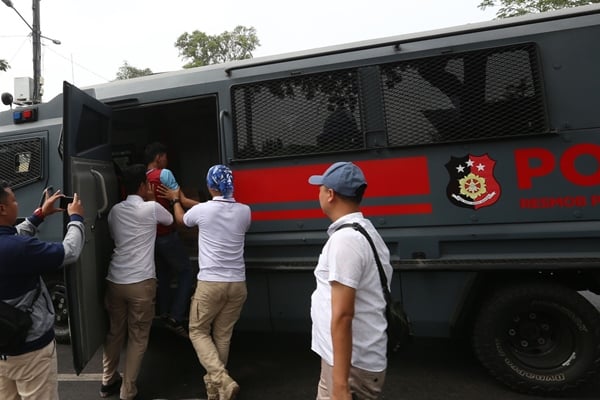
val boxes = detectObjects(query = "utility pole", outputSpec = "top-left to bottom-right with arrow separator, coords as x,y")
2,0 -> 60,104
32,0 -> 41,103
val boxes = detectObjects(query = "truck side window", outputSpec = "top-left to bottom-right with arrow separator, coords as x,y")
383,42 -> 547,147
0,137 -> 43,189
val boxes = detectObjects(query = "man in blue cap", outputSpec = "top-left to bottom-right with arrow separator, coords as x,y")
308,161 -> 392,400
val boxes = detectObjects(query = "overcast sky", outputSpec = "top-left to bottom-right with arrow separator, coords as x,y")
0,0 -> 498,108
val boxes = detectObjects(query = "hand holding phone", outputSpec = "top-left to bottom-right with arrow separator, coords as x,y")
60,196 -> 74,209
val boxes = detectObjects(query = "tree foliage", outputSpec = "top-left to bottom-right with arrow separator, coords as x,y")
0,59 -> 9,72
479,0 -> 600,18
115,61 -> 153,80
175,25 -> 260,68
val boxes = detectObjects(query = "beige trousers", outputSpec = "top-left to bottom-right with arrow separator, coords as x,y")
102,279 -> 156,400
189,281 -> 247,386
317,358 -> 386,400
0,340 -> 58,400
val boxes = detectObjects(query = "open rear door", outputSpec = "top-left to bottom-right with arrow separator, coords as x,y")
63,81 -> 119,374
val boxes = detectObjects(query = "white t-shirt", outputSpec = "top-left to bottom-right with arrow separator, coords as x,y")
183,196 -> 251,282
106,195 -> 173,284
311,212 -> 392,372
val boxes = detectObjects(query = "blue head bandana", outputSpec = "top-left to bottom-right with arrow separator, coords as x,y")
206,164 -> 234,198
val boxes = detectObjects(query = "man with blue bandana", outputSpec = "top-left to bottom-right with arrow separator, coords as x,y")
159,164 -> 251,400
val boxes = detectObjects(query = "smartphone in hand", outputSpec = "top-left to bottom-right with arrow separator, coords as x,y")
60,196 -> 74,209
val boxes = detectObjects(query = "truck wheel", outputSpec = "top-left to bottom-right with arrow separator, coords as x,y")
47,280 -> 71,344
472,282 -> 600,395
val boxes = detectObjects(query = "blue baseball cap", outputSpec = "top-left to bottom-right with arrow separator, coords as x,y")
308,162 -> 367,197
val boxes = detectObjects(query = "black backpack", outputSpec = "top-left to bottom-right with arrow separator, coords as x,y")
0,281 -> 42,354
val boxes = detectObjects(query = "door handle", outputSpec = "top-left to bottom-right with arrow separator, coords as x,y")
90,169 -> 109,216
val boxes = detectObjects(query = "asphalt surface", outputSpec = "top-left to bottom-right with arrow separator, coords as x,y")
57,322 -> 600,400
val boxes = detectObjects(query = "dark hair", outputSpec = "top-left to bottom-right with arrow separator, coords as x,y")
144,142 -> 167,165
0,180 -> 9,204
121,164 -> 147,195
335,184 -> 367,204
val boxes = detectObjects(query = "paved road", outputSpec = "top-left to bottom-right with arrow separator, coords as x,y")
57,324 -> 600,400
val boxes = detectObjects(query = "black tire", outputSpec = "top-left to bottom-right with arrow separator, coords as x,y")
46,280 -> 71,344
472,282 -> 600,396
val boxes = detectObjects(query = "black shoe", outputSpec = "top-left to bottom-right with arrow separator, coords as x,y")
165,317 -> 189,339
100,376 -> 122,398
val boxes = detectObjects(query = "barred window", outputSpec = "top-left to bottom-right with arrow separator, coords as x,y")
232,69 -> 364,160
0,137 -> 43,189
231,43 -> 548,160
382,43 -> 547,146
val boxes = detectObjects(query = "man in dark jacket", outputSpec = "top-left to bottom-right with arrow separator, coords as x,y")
0,181 -> 85,400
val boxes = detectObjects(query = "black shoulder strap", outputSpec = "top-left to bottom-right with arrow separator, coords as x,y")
25,278 -> 43,314
336,222 -> 393,305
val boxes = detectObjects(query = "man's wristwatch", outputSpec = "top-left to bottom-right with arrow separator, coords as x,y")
170,198 -> 181,206
33,207 -> 45,219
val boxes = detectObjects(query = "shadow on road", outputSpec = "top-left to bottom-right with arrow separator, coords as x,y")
59,325 -> 600,400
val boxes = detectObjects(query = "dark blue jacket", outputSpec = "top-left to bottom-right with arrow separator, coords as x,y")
0,213 -> 83,355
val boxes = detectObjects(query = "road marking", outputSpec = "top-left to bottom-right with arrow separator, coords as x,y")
57,373 -> 103,381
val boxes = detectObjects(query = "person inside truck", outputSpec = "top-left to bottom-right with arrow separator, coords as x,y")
0,183 -> 85,400
145,142 -> 197,338
308,162 -> 392,400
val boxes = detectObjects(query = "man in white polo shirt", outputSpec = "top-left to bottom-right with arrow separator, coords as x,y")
308,161 -> 393,400
100,164 -> 173,400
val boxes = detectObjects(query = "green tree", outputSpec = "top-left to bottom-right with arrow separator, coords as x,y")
479,0 -> 600,18
115,61 -> 153,80
0,59 -> 9,72
175,25 -> 260,68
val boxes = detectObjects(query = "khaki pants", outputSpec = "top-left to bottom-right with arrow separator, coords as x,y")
317,358 -> 386,400
102,279 -> 156,400
189,281 -> 247,386
0,340 -> 58,400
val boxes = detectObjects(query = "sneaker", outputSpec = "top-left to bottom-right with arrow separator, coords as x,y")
203,376 -> 219,400
165,317 -> 189,339
219,375 -> 240,400
100,376 -> 122,398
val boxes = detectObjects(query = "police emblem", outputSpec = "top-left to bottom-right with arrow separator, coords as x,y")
445,154 -> 501,209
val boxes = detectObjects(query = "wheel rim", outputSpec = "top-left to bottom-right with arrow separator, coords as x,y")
505,305 -> 576,370
50,284 -> 69,329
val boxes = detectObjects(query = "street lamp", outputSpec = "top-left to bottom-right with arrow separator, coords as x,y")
2,0 -> 61,103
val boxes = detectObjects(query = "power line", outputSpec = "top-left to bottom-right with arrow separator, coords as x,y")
5,35 -> 29,63
42,45 -> 111,82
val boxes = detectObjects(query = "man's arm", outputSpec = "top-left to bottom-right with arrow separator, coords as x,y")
156,185 -> 187,225
330,280 -> 355,400
172,200 -> 185,226
179,191 -> 199,209
154,201 -> 174,226
61,193 -> 85,265
16,188 -> 65,236
160,169 -> 199,209
61,217 -> 85,265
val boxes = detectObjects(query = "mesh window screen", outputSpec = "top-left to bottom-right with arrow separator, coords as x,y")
232,69 -> 364,160
231,43 -> 547,160
382,43 -> 547,146
0,138 -> 43,189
